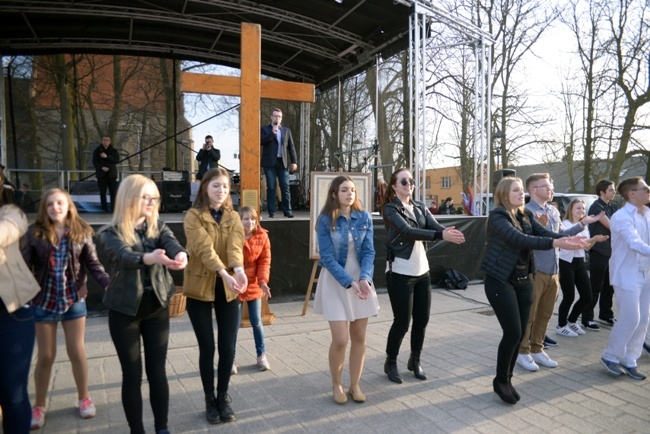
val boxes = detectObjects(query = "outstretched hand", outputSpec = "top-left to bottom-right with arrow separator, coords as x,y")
581,211 -> 605,225
553,236 -> 589,250
442,226 -> 465,245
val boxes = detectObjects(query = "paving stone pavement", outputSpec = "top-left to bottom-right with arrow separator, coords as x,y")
20,284 -> 650,434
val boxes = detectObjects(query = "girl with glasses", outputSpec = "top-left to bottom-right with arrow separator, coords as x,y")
21,189 -> 110,429
381,168 -> 465,384
97,174 -> 187,434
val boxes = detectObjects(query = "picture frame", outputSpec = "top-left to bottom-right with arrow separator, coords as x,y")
309,171 -> 373,260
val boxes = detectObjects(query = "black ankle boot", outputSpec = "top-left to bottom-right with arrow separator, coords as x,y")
407,352 -> 427,380
216,392 -> 236,422
493,377 -> 517,405
205,393 -> 220,424
384,356 -> 403,384
508,376 -> 520,402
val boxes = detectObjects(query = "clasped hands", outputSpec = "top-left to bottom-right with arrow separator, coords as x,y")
349,280 -> 372,300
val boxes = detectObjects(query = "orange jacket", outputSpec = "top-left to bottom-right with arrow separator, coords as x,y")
239,227 -> 271,302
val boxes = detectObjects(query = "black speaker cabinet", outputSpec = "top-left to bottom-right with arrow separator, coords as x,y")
290,183 -> 300,209
161,181 -> 191,213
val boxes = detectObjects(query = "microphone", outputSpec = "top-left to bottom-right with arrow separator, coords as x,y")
273,120 -> 278,126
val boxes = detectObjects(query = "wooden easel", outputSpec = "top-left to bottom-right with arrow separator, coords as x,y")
302,260 -> 320,316
241,297 -> 275,327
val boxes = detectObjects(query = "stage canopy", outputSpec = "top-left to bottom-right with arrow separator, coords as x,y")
0,0 -> 412,88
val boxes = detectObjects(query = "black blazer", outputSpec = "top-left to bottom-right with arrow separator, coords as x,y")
382,197 -> 445,261
260,124 -> 297,169
480,207 -> 561,283
92,144 -> 120,178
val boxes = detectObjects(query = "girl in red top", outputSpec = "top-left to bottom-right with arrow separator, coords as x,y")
236,206 -> 272,371
21,188 -> 110,429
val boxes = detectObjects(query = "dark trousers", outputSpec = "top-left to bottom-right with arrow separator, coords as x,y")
97,175 -> 117,212
109,294 -> 169,434
484,275 -> 533,382
186,279 -> 241,395
583,251 -> 615,324
558,258 -> 592,326
0,306 -> 35,434
385,271 -> 431,357
263,157 -> 291,216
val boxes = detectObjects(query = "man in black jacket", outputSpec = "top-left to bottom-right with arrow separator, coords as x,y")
195,135 -> 220,180
260,108 -> 297,218
92,136 -> 119,212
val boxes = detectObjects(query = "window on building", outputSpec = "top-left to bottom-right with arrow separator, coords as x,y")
441,176 -> 451,189
426,177 -> 431,189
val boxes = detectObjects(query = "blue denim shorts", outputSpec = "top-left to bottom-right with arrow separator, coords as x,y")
33,300 -> 87,323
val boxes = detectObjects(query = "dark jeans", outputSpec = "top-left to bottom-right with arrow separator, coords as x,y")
484,274 -> 533,382
385,271 -> 431,357
263,157 -> 291,216
0,305 -> 35,434
97,175 -> 117,212
109,293 -> 169,434
558,258 -> 592,326
584,251 -> 615,324
186,279 -> 241,395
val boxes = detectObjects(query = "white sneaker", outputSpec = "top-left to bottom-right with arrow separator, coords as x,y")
78,397 -> 96,419
231,361 -> 238,375
516,354 -> 539,372
531,350 -> 558,368
568,322 -> 586,335
556,325 -> 578,337
257,354 -> 271,371
31,406 -> 46,429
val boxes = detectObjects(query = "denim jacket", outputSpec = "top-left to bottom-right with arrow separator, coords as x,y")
317,210 -> 375,288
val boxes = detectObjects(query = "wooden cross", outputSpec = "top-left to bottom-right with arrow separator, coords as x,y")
181,22 -> 315,211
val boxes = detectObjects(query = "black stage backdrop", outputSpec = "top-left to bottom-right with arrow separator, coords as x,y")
88,216 -> 487,312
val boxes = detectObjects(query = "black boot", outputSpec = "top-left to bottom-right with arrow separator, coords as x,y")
205,393 -> 220,424
407,352 -> 427,380
493,377 -> 517,405
384,356 -> 403,384
508,376 -> 521,402
216,392 -> 236,422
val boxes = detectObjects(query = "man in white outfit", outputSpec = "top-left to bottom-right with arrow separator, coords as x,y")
600,176 -> 650,380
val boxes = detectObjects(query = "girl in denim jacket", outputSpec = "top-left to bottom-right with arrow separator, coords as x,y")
313,175 -> 378,405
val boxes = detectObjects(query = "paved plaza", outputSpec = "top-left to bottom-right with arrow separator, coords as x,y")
20,284 -> 650,433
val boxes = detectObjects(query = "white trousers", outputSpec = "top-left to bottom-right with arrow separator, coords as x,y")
602,277 -> 650,367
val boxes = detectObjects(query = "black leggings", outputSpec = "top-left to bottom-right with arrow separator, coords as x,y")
484,274 -> 533,382
558,258 -> 592,327
186,279 -> 241,395
385,271 -> 431,358
109,293 -> 169,434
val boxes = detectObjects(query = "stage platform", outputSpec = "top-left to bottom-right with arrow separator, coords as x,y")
28,212 -> 488,312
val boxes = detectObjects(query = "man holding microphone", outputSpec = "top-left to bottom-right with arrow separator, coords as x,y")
260,108 -> 298,218
196,135 -> 220,181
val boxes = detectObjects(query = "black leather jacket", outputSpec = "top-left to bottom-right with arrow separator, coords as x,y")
382,197 -> 445,262
480,207 -> 560,283
97,220 -> 186,316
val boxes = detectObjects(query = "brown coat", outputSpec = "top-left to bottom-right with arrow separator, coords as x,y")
239,227 -> 271,302
0,205 -> 40,312
183,207 -> 244,302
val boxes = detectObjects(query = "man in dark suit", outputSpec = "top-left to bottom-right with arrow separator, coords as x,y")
195,135 -> 220,180
92,135 -> 119,212
260,107 -> 297,218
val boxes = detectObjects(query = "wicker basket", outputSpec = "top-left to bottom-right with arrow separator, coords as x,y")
169,287 -> 187,318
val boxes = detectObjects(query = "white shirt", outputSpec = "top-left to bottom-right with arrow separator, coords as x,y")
609,202 -> 650,290
558,219 -> 588,262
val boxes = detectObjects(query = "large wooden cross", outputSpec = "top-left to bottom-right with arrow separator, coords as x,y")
181,22 -> 315,211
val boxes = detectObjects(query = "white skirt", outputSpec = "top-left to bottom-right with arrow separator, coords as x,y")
313,236 -> 379,321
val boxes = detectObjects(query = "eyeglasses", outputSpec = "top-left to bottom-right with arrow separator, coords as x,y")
632,186 -> 650,193
142,195 -> 160,205
399,178 -> 415,187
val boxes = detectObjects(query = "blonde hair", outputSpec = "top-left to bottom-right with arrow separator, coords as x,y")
239,206 -> 259,233
109,174 -> 160,246
494,177 -> 527,230
564,199 -> 586,223
34,188 -> 93,244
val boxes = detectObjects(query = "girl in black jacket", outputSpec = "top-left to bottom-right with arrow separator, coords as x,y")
481,177 -> 586,405
381,168 -> 465,384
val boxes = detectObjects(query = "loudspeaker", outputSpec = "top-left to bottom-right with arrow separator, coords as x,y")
492,169 -> 517,191
290,183 -> 300,210
161,181 -> 191,212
